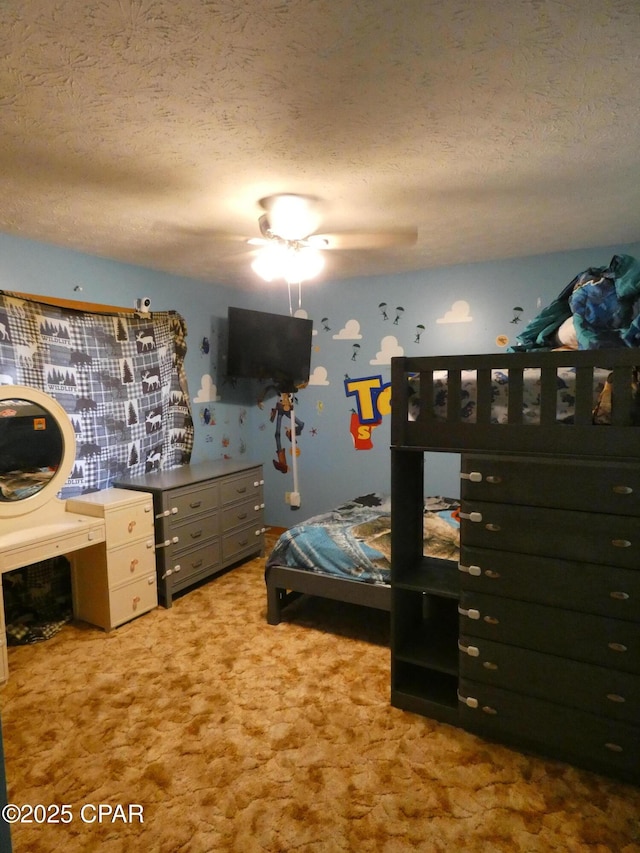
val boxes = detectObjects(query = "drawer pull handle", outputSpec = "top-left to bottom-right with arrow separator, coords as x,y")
129,558 -> 139,573
608,642 -> 628,653
460,471 -> 483,482
611,539 -> 631,548
458,606 -> 480,620
190,500 -> 202,509
128,520 -> 137,533
483,615 -> 499,625
613,485 -> 633,495
483,661 -> 499,671
237,512 -> 248,520
485,523 -> 501,532
458,563 -> 482,576
457,691 -> 478,709
239,538 -> 249,546
132,596 -> 141,611
190,530 -> 203,539
604,742 -> 624,753
457,641 -> 479,657
459,511 -> 483,522
485,475 -> 502,484
610,591 -> 630,601
191,559 -> 203,569
606,693 -> 626,703
481,705 -> 498,715
484,570 -> 501,579
237,486 -> 247,494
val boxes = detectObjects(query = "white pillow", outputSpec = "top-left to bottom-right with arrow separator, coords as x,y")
555,315 -> 578,349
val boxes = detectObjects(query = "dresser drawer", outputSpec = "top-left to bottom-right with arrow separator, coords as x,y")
220,469 -> 261,506
458,679 -> 640,782
109,574 -> 157,628
107,539 -> 156,587
166,512 -> 218,560
459,634 -> 640,724
221,498 -> 263,534
165,481 -> 219,524
461,501 -> 640,569
459,546 -> 640,620
459,591 -> 640,673
169,540 -> 220,588
461,455 -> 640,515
222,524 -> 264,565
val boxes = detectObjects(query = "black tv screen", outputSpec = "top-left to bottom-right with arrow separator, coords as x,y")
227,307 -> 313,392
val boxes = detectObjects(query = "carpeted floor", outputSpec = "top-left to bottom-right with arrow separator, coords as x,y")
0,537 -> 639,853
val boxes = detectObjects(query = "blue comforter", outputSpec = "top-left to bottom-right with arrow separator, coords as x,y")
513,254 -> 640,350
266,493 -> 460,585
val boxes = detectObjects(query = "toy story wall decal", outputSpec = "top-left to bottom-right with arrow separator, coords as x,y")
258,387 -> 305,473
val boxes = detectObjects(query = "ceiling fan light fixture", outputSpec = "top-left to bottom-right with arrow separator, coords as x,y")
251,242 -> 325,284
260,193 -> 321,241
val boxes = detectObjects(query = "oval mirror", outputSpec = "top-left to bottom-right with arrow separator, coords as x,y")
0,386 -> 76,517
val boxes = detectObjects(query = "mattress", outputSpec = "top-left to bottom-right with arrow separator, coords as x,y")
266,493 -> 460,585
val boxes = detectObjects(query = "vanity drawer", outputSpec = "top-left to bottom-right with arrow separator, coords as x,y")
458,679 -> 640,783
103,500 -> 154,549
461,501 -> 640,569
458,634 -> 640,724
220,469 -> 262,506
107,539 -> 156,587
459,546 -> 640,620
458,591 -> 640,673
166,481 -> 219,524
109,574 -> 157,628
461,455 -> 640,516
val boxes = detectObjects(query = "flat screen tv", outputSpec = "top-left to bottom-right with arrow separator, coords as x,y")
226,307 -> 313,392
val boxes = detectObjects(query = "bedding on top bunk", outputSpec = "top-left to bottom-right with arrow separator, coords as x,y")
266,493 -> 460,585
407,366 -> 614,425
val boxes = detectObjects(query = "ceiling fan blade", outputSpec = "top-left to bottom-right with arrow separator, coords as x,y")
312,228 -> 418,250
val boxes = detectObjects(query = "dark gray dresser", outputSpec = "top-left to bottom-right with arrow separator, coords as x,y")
116,460 -> 265,607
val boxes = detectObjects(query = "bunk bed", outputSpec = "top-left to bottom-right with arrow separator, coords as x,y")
389,347 -> 640,786
266,348 -> 640,627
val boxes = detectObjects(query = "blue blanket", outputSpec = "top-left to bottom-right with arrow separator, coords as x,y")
266,494 -> 460,585
513,254 -> 640,351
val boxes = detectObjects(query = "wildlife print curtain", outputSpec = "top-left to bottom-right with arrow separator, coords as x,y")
0,290 -> 193,497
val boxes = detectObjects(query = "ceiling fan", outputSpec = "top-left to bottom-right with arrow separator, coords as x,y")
248,193 -> 418,255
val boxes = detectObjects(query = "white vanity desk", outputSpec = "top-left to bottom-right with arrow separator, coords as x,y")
0,387 -> 156,684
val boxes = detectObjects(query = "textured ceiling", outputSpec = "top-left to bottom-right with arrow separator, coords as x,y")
1,0 -> 640,290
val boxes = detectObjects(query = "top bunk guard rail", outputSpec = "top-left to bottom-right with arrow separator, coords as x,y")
391,349 -> 640,460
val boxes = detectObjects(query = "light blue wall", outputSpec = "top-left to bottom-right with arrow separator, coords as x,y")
2,232 -> 639,527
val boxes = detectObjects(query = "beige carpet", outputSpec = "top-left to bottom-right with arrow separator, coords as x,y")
1,536 -> 639,853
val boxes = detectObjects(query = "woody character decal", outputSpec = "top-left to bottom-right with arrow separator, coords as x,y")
258,385 -> 305,473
